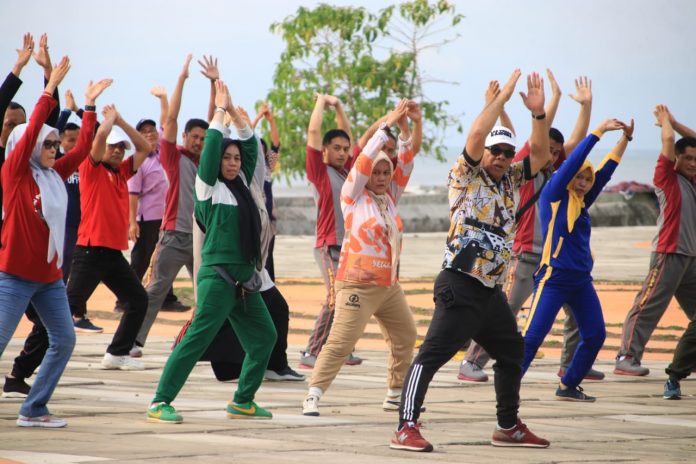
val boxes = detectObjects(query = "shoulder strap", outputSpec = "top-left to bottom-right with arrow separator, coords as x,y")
515,171 -> 549,221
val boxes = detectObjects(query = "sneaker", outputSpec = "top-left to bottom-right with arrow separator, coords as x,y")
16,414 -> 67,428
226,400 -> 272,419
664,378 -> 681,400
298,351 -> 316,369
265,366 -> 305,381
457,361 -> 489,382
302,394 -> 320,416
101,353 -> 145,371
390,422 -> 433,452
555,385 -> 596,402
2,376 -> 31,398
129,345 -> 143,358
557,367 -> 605,381
382,396 -> 426,412
160,300 -> 191,312
146,402 -> 183,423
345,353 -> 363,366
73,317 -> 103,333
491,419 -> 550,448
614,356 -> 649,376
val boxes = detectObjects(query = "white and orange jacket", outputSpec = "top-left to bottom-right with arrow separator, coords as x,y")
335,129 -> 415,286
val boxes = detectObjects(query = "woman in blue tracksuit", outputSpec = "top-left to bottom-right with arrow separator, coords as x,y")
521,118 -> 634,401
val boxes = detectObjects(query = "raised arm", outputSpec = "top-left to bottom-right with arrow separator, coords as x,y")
10,33 -> 34,79
563,76 -> 593,154
163,54 -> 192,144
198,55 -> 219,122
264,104 -> 281,148
33,33 -> 61,127
326,95 -> 353,143
150,86 -> 169,129
90,105 -> 117,163
655,105 -> 676,161
115,110 -> 150,171
406,101 -> 422,156
585,119 -> 635,206
666,107 -> 696,139
465,69 -> 521,162
520,72 -> 549,177
544,69 -> 562,127
307,93 -> 327,150
485,80 -> 515,136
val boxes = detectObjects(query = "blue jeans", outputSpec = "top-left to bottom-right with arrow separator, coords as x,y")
0,272 -> 76,417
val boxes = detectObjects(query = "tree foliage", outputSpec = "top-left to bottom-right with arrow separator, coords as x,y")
265,1 -> 463,179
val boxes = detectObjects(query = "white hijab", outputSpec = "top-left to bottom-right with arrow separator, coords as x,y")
5,123 -> 68,269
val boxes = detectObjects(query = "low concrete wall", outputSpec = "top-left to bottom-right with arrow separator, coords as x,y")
274,190 -> 659,235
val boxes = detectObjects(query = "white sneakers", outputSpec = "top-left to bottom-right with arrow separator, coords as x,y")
17,414 -> 67,428
302,395 -> 320,416
101,353 -> 144,370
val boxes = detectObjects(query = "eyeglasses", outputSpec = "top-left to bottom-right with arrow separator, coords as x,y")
108,142 -> 127,151
42,140 -> 61,150
487,146 -> 515,159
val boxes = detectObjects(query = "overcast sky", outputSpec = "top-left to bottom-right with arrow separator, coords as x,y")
3,0 -> 695,166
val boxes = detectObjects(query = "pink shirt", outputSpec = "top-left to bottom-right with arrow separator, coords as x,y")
128,151 -> 168,221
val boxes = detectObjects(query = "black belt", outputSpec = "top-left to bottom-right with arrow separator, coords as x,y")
463,217 -> 505,237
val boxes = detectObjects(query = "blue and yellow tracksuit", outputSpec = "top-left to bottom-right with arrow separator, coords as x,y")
521,131 -> 622,388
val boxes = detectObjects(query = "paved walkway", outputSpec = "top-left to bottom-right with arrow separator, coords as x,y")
0,336 -> 693,463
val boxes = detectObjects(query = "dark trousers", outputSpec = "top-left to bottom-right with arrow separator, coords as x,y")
666,318 -> 696,380
67,246 -> 147,355
265,235 -> 276,282
11,225 -> 78,379
210,286 -> 290,380
117,219 -> 177,306
399,270 -> 523,429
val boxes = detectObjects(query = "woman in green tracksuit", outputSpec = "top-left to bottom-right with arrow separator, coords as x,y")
146,80 -> 277,423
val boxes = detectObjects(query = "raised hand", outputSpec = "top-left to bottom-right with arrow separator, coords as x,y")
484,80 -> 500,105
499,69 -> 522,103
596,118 -> 623,133
65,89 -> 78,112
46,56 -> 70,93
620,118 -> 635,139
547,68 -> 561,98
150,85 -> 167,99
406,100 -> 422,122
214,79 -> 230,110
85,78 -> 113,105
236,106 -> 252,127
520,72 -> 545,114
14,33 -> 34,72
654,105 -> 671,128
324,95 -> 340,108
385,99 -> 409,127
33,33 -> 52,72
198,55 -> 219,81
102,104 -> 118,124
569,76 -> 592,105
180,53 -> 193,79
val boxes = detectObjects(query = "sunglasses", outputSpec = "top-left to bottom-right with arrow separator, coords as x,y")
42,140 -> 61,150
108,142 -> 127,151
487,146 -> 516,159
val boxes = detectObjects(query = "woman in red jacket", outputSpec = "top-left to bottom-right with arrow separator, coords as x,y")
0,57 -> 99,428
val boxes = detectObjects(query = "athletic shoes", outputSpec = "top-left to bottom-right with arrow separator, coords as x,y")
226,400 -> 272,419
390,422 -> 433,452
557,367 -> 605,380
264,366 -> 305,381
614,356 -> 649,376
345,353 -> 363,365
73,317 -> 103,333
382,396 -> 426,412
147,403 -> 183,423
160,300 -> 191,312
491,419 -> 550,448
2,376 -> 31,398
555,385 -> 596,402
101,353 -> 145,370
302,395 -> 320,416
298,351 -> 317,369
664,378 -> 681,400
457,361 -> 489,382
16,414 -> 67,428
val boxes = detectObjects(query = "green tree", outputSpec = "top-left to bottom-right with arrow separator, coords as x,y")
265,1 -> 462,178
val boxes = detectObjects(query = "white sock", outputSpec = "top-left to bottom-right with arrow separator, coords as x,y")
387,388 -> 401,398
308,386 -> 323,398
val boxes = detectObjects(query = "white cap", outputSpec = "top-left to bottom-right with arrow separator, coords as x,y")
485,126 -> 516,148
106,127 -> 132,150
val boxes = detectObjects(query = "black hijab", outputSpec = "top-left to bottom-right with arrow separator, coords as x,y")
220,138 -> 261,264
